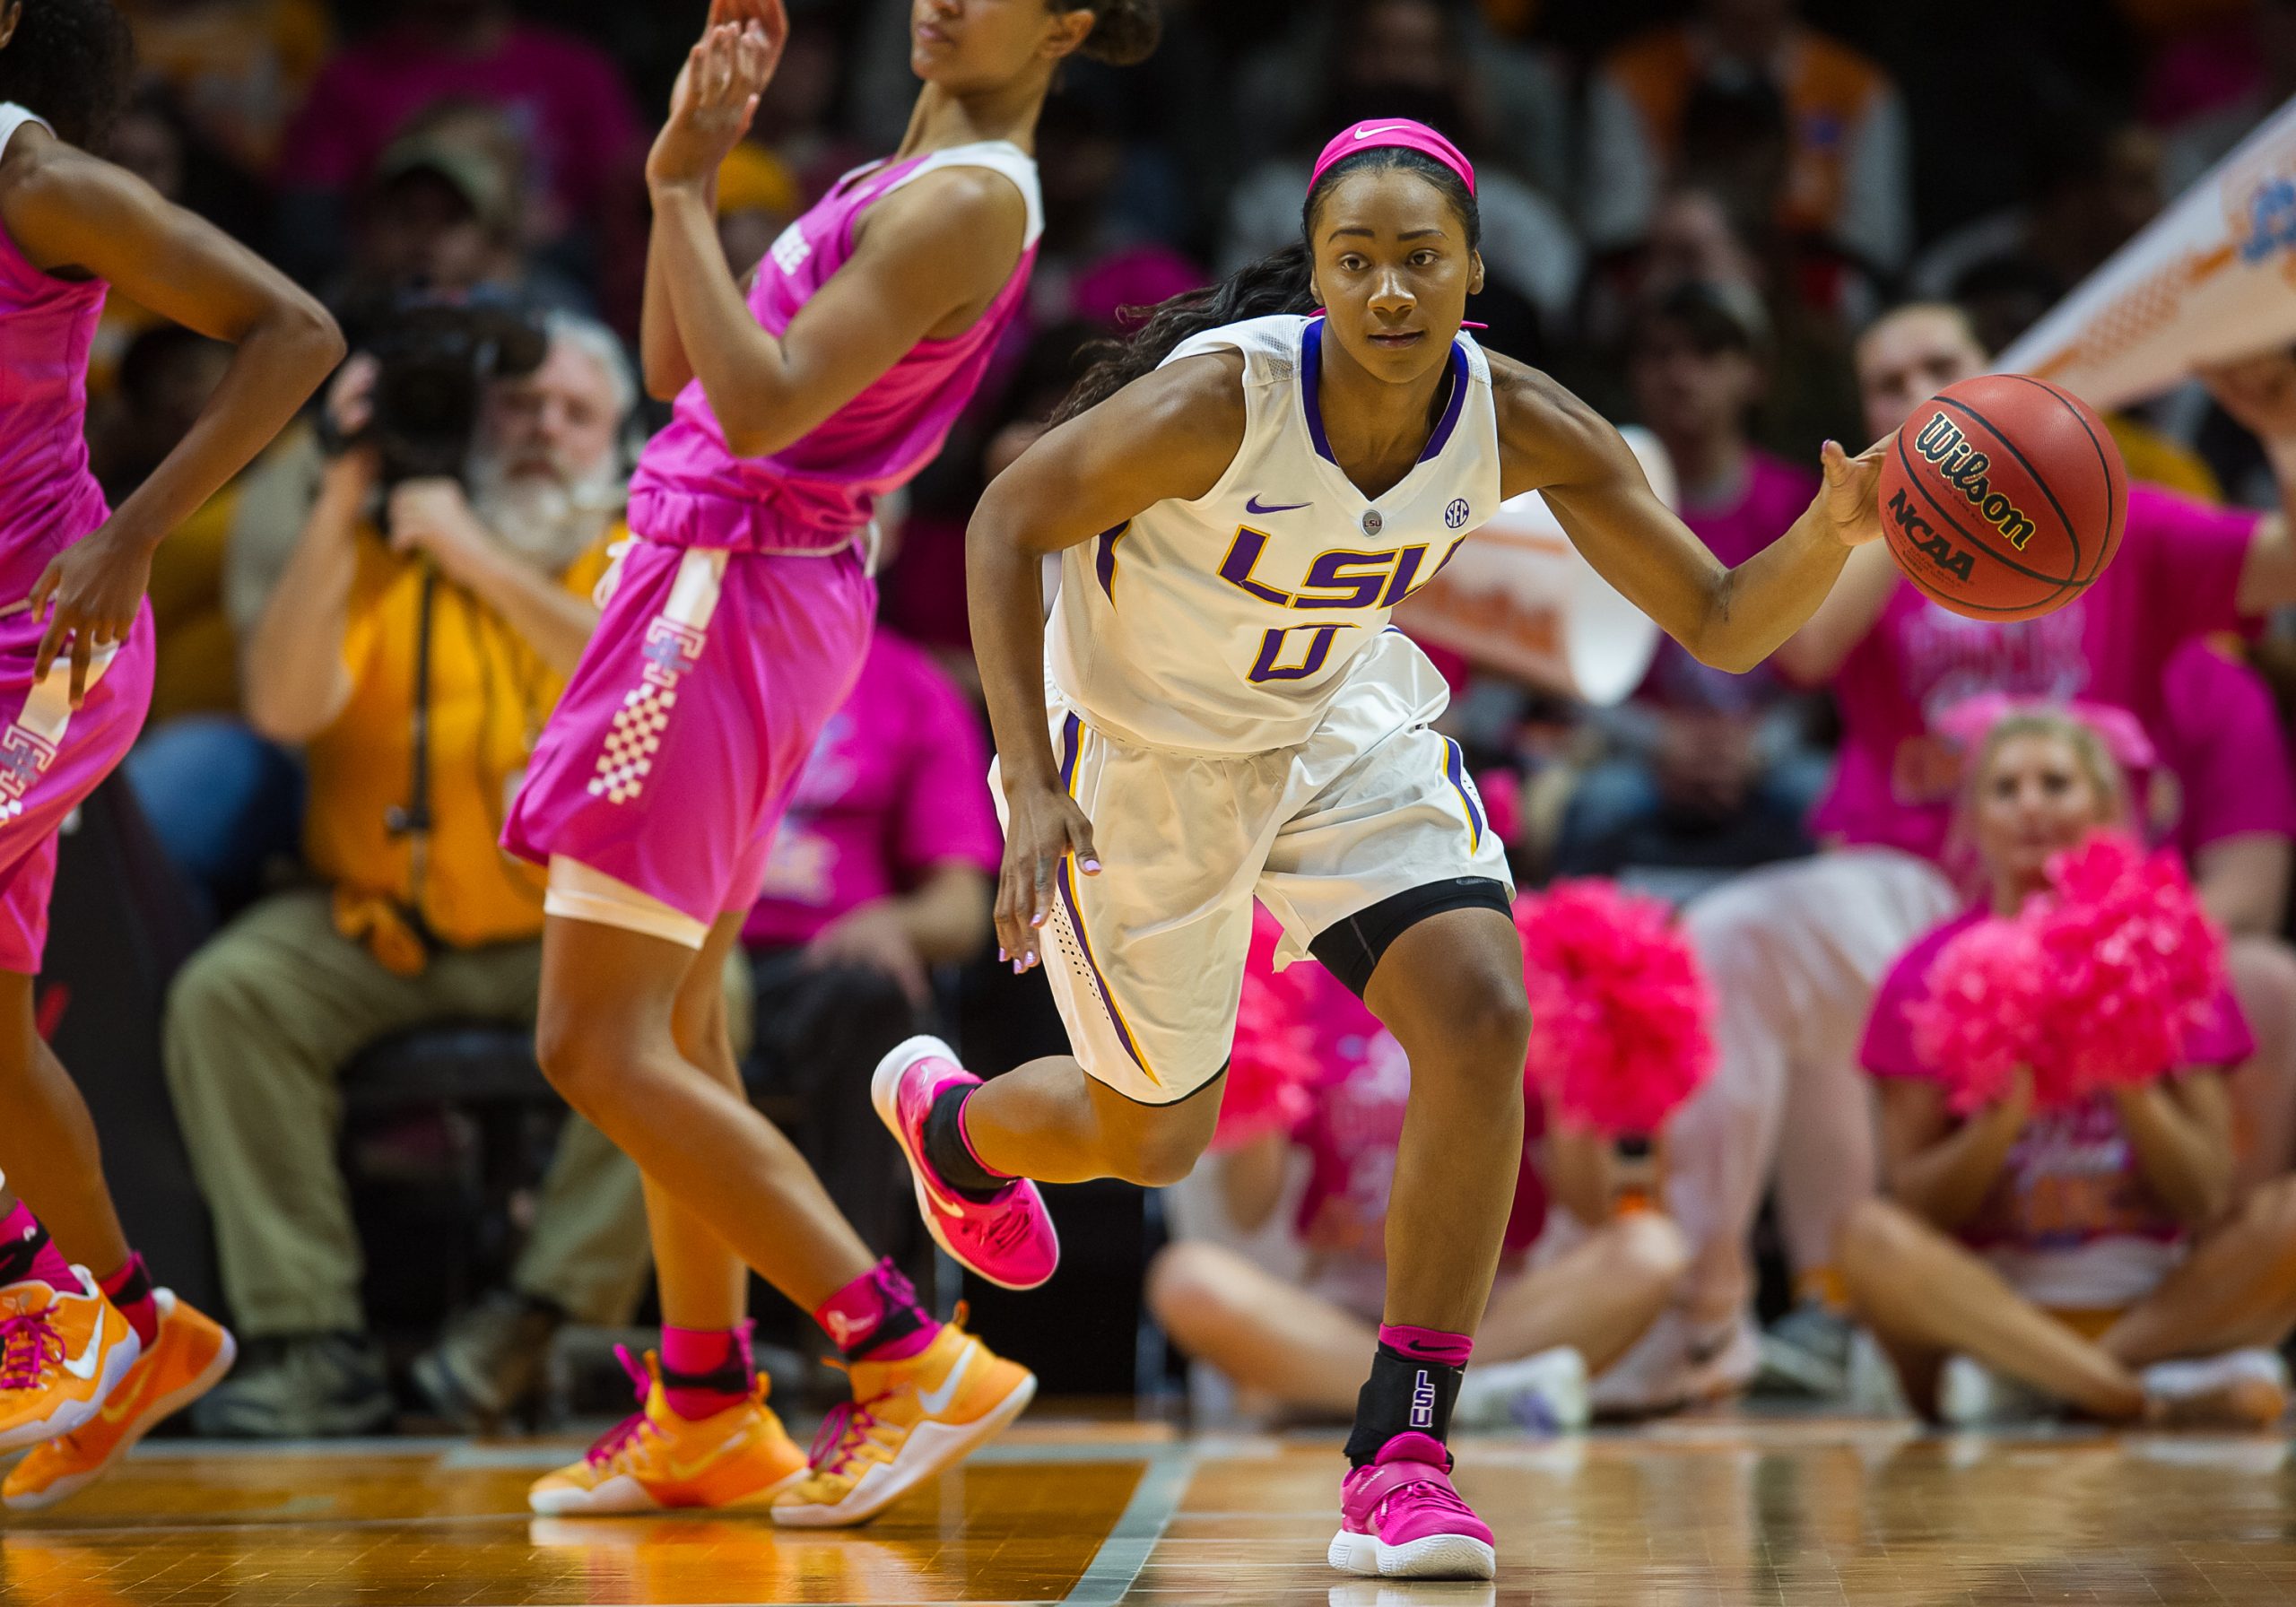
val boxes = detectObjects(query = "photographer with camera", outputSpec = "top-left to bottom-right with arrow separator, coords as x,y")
161,308 -> 661,1438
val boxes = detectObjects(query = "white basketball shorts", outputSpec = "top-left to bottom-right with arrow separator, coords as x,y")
996,630 -> 1514,1106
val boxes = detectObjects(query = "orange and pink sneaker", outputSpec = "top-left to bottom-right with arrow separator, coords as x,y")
771,1316 -> 1036,1528
527,1349 -> 810,1516
873,1036 -> 1059,1290
0,1266 -> 139,1455
4,1290 -> 236,1510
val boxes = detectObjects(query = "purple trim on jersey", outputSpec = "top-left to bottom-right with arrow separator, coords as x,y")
1417,342 -> 1471,463
1300,317 -> 1338,465
1441,735 -> 1483,850
1054,713 -> 1154,1083
1094,521 -> 1127,603
1297,317 -> 1471,472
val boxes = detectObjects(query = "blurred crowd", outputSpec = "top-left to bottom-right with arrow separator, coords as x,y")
74,0 -> 2296,1435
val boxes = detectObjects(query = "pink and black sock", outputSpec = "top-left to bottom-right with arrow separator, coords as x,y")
659,1320 -> 755,1420
1344,1324 -> 1474,1467
813,1259 -> 938,1363
99,1253 -> 160,1349
0,1201 -> 74,1291
921,1084 -> 1013,1203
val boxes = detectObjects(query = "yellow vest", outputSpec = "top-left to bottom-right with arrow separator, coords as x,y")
304,522 -> 617,972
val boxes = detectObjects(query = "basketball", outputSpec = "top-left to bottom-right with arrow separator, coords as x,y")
1877,374 -> 2129,622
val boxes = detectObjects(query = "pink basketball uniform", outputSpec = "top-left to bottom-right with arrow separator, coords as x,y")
504,141 -> 1042,924
0,105 -> 152,974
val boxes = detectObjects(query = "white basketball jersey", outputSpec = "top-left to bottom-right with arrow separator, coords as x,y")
1047,314 -> 1504,753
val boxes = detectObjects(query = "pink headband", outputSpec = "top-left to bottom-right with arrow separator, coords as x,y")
1932,693 -> 2158,776
1309,118 -> 1476,199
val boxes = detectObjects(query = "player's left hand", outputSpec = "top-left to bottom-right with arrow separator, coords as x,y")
1816,435 -> 1890,547
648,18 -> 784,191
28,520 -> 154,709
387,478 -> 497,584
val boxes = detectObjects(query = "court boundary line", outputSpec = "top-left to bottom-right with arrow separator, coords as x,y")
1059,1443 -> 1195,1606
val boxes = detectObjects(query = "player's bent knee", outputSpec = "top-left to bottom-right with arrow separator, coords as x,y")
535,1011 -> 636,1116
1118,1123 -> 1213,1188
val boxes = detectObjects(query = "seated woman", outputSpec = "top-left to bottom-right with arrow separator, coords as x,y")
1840,709 -> 2296,1429
1148,910 -> 1692,1429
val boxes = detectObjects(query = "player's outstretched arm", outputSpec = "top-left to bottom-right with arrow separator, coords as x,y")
1491,356 -> 1879,675
966,352 -> 1245,969
2,128 -> 343,702
646,21 -> 1025,457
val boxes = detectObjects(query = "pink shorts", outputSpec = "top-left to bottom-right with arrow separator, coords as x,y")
503,537 -> 874,928
0,603 -> 154,973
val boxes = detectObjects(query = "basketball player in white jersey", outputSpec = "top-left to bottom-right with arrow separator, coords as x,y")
877,120 -> 1883,1580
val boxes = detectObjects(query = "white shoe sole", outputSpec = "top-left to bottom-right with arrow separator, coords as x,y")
0,1319 -> 143,1455
870,1035 -> 1058,1291
4,1296 -> 236,1511
527,1463 -> 809,1517
772,1368 -> 1038,1528
1328,1526 -> 1497,1580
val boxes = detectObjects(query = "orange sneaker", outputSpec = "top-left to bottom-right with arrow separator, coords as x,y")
0,1268 -> 139,1455
4,1290 -> 236,1510
771,1317 -> 1035,1528
527,1348 -> 809,1516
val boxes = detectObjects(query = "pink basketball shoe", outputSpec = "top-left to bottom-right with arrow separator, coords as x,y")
872,1037 -> 1059,1290
1329,1432 -> 1497,1581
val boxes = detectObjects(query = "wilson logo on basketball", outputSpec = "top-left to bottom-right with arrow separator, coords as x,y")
1911,413 -> 2039,552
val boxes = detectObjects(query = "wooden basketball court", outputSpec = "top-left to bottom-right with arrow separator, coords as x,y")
2,1417 -> 2291,1604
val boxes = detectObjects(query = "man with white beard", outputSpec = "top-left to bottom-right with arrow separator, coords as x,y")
161,314 -> 678,1438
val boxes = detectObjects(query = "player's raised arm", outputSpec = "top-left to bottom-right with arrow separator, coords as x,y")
966,351 -> 1244,967
1491,355 -> 1881,674
646,18 -> 1034,456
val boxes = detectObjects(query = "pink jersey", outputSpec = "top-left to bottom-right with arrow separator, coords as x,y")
0,107 -> 109,604
628,141 -> 1042,555
1811,482 -> 2272,863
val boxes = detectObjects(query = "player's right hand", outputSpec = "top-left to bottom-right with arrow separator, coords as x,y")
997,786 -> 1100,974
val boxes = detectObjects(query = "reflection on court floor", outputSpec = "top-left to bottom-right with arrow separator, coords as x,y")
1,1419 -> 2291,1605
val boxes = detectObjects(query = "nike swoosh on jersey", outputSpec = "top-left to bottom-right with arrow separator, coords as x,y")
62,1311 -> 106,1382
915,1342 -> 978,1417
1244,496 -> 1311,515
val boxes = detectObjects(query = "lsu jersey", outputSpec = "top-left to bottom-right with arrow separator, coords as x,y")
1046,314 -> 1502,754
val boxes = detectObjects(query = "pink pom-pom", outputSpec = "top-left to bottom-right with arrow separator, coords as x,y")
1914,831 -> 2228,1112
1212,915 -> 1323,1152
2028,831 -> 2225,1100
1518,880 -> 1716,1136
1909,916 -> 2049,1114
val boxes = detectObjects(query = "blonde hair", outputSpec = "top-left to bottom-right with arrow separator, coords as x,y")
1964,710 -> 2132,830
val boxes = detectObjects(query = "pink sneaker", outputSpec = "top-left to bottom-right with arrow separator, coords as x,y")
1329,1432 -> 1496,1580
872,1037 -> 1060,1290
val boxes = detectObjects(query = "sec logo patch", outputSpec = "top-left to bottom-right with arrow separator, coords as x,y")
1445,499 -> 1471,529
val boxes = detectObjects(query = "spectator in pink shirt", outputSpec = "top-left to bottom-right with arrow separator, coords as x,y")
1662,303 -> 2296,1407
1840,709 -> 2296,1429
272,0 -> 643,304
742,629 -> 999,1253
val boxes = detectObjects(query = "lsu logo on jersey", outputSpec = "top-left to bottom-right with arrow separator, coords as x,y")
1217,525 -> 1465,682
